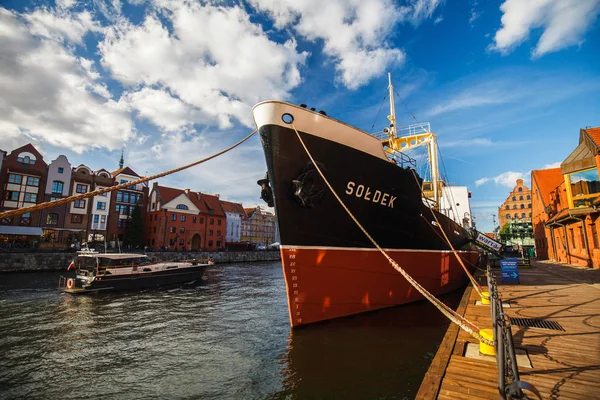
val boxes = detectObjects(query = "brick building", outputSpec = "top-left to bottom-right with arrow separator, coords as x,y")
107,167 -> 147,249
532,126 -> 600,268
498,179 -> 532,227
146,184 -> 226,251
241,206 -> 276,247
0,144 -> 48,246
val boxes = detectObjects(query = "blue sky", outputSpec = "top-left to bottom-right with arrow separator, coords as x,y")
1,0 -> 599,233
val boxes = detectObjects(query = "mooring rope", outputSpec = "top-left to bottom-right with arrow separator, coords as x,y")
290,122 -> 493,346
0,129 -> 257,220
410,171 -> 489,300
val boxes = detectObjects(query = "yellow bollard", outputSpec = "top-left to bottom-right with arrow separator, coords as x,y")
481,291 -> 490,305
479,329 -> 495,356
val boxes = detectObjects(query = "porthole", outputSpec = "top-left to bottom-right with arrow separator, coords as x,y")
282,113 -> 294,124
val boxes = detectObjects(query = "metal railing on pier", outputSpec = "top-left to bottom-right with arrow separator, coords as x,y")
486,266 -> 542,400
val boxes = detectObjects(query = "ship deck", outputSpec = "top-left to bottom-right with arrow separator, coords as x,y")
417,259 -> 600,399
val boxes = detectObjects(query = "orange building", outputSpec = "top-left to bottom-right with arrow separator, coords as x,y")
532,126 -> 600,268
146,184 -> 225,251
498,178 -> 532,227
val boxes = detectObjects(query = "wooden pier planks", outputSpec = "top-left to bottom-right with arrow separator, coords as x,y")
416,260 -> 600,400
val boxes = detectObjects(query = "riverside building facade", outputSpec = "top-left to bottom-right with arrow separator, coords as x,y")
532,126 -> 600,268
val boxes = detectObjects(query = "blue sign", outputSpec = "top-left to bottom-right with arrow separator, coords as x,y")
500,258 -> 520,283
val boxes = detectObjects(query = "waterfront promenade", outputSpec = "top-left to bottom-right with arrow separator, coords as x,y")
417,259 -> 600,399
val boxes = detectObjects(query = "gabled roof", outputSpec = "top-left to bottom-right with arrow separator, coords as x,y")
531,168 -> 563,208
561,127 -> 600,174
198,193 -> 225,217
156,185 -> 185,205
111,166 -> 140,177
220,200 -> 248,218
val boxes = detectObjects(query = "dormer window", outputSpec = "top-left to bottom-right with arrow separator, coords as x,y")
176,204 -> 189,210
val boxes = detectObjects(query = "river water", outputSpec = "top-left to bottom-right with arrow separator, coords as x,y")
0,261 -> 463,400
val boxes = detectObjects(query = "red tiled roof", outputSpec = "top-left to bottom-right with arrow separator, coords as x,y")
156,185 -> 185,205
531,168 -> 563,207
199,193 -> 225,217
220,200 -> 248,218
111,166 -> 139,177
584,127 -> 600,148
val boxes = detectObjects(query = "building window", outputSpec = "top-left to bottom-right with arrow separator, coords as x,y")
176,204 -> 189,210
169,239 -> 175,245
71,214 -> 83,223
170,227 -> 175,233
217,230 -> 221,236
26,177 -> 39,186
96,202 -> 106,210
171,214 -> 177,221
527,195 -> 531,200
101,215 -> 106,223
93,215 -> 100,223
507,215 -> 511,220
20,212 -> 31,225
528,204 -> 531,208
58,167 -> 64,173
118,219 -> 127,229
592,224 -> 599,249
24,193 -> 37,203
76,184 -> 87,193
569,168 -> 600,207
152,202 -> 155,210
512,196 -> 516,201
120,179 -> 127,184
74,199 -> 86,208
52,181 -> 64,194
209,229 -> 213,236
116,204 -> 127,214
181,215 -> 186,222
116,191 -> 123,202
179,239 -> 184,246
208,240 -> 213,247
570,229 -> 576,249
47,213 -> 58,225
518,187 -> 522,192
50,196 -> 60,201
8,174 -> 22,184
579,227 -> 586,249
520,204 -> 524,209
505,206 -> 509,210
4,191 -> 18,201
514,213 -> 518,218
123,192 -> 130,203
193,216 -> 197,223
1,217 -> 12,225
180,227 -> 185,233
200,217 -> 204,223
217,219 -> 222,226
210,218 -> 214,225
521,213 -> 526,218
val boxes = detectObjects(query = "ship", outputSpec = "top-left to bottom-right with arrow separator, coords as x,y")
253,74 -> 480,328
59,252 -> 212,294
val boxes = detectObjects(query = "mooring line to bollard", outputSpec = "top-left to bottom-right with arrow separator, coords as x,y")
410,171 -> 489,301
0,129 -> 258,220
290,123 -> 492,345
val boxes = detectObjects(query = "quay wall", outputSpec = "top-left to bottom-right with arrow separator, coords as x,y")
0,250 -> 281,273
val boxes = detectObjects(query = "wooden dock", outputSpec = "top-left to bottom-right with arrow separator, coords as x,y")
416,260 -> 600,399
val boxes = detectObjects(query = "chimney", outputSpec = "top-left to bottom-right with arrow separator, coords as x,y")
215,193 -> 219,198
184,188 -> 190,195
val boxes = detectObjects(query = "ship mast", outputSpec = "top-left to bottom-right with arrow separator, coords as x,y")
381,72 -> 441,209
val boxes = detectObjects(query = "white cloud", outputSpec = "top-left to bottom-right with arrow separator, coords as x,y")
99,2 -> 308,129
476,171 -> 524,188
249,0 -> 443,89
0,7 -> 134,153
469,0 -> 481,27
542,161 -> 561,169
434,16 -> 443,24
443,138 -> 493,148
491,0 -> 600,57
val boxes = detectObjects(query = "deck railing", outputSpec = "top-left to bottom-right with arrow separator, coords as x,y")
486,266 -> 541,399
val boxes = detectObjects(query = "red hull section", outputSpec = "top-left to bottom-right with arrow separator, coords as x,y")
280,246 -> 479,327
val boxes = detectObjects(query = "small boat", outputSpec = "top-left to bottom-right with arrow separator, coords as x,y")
59,251 -> 213,294
253,73 -> 480,327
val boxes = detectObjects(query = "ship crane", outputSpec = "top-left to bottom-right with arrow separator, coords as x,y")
380,72 -> 442,209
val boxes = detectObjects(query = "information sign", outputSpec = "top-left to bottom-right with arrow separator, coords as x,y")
500,258 -> 520,283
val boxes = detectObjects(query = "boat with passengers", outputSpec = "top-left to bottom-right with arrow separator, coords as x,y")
59,251 -> 213,294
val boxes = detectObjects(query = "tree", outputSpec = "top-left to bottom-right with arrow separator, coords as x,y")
124,205 -> 144,248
